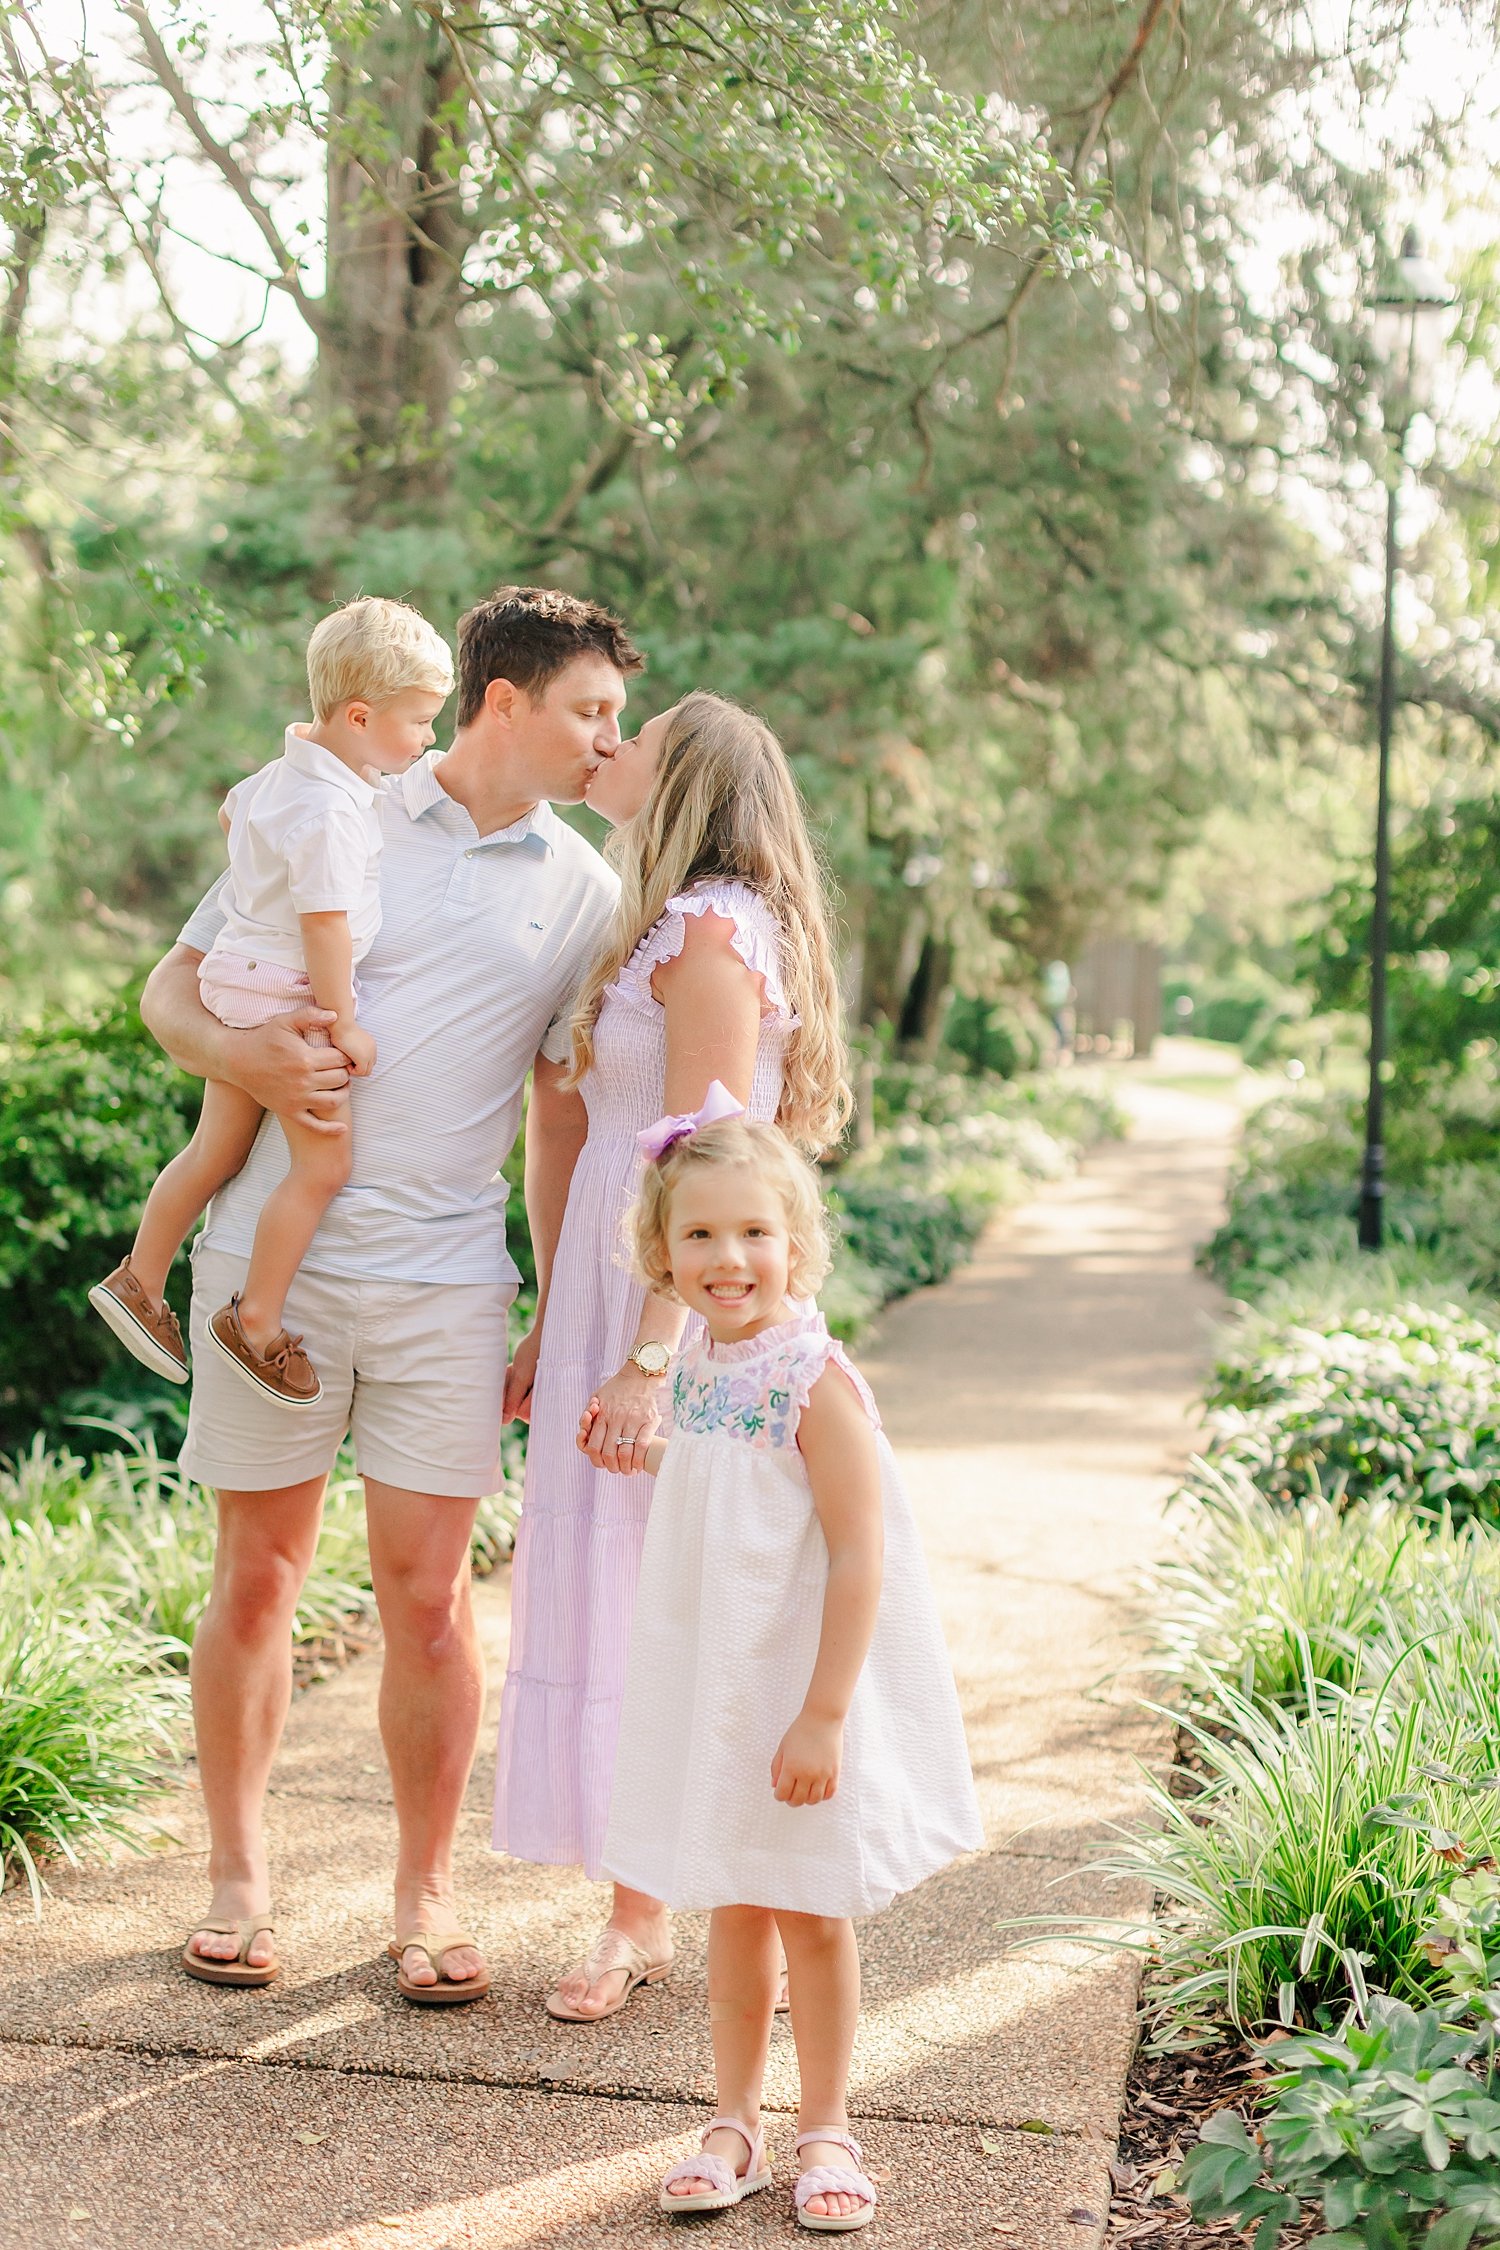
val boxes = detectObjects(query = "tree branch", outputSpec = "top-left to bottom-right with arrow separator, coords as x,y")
925,0 -> 1181,384
121,0 -> 327,339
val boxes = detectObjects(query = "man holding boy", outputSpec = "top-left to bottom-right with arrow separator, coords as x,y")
142,587 -> 641,1997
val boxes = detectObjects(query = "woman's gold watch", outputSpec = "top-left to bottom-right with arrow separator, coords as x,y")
628,1341 -> 672,1378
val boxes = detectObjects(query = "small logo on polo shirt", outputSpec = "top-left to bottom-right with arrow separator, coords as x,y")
528,919 -> 544,930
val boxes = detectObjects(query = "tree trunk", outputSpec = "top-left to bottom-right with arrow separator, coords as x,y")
896,934 -> 955,1059
321,8 -> 471,518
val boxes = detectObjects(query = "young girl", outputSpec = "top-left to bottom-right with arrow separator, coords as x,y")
586,1096 -> 984,2231
89,596 -> 453,1409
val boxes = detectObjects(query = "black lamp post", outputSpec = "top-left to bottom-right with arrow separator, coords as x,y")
1357,229 -> 1453,1252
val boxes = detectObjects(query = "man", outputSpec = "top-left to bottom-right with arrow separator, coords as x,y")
141,587 -> 641,1998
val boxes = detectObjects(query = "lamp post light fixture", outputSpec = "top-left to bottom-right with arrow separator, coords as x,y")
1357,228 -> 1454,1252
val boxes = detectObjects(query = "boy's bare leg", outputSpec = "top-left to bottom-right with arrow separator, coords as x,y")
186,1477 -> 327,1966
234,1110 -> 350,1352
363,1477 -> 488,1989
130,1079 -> 266,1305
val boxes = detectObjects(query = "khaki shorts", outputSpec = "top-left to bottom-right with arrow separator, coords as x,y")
179,1242 -> 516,1497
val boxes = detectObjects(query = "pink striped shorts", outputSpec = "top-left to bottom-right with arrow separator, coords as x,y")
197,951 -> 332,1045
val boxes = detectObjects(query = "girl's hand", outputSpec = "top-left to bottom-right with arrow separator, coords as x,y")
579,1364 -> 663,1474
771,1713 -> 843,1806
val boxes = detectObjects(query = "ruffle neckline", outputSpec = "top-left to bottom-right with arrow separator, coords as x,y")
702,1301 -> 823,1363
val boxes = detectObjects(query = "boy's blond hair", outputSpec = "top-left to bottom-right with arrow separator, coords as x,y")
630,1117 -> 833,1304
306,597 -> 454,721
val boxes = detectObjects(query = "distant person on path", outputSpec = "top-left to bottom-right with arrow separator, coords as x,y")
91,598 -> 454,1409
136,587 -> 639,1998
1042,957 -> 1074,1063
492,694 -> 850,2023
595,1109 -> 983,2228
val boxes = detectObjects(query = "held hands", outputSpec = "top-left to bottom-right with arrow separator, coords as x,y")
331,1020 -> 378,1077
771,1710 -> 844,1807
577,1408 -> 667,1477
575,1363 -> 663,1474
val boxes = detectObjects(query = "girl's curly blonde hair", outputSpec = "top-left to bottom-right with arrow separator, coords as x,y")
630,1117 -> 833,1305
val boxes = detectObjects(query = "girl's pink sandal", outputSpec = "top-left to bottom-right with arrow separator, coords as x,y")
793,2128 -> 879,2234
659,2116 -> 773,2215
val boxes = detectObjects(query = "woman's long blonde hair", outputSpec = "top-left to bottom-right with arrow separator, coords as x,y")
569,692 -> 851,1151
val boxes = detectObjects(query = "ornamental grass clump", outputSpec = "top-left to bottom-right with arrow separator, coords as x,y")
1149,1471 -> 1432,1709
1150,1471 -> 1500,1714
0,1586 -> 188,1909
1094,1672 -> 1500,2050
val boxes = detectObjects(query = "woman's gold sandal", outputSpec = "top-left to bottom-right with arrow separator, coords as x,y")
388,1929 -> 491,2006
182,1917 -> 279,1988
544,1927 -> 673,2022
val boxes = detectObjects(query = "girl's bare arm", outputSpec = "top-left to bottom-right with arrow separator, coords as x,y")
772,1366 -> 884,1806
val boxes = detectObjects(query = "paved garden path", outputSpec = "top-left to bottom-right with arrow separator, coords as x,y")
0,1069 -> 1237,2250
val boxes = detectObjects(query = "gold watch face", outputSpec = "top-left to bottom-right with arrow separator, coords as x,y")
634,1342 -> 671,1377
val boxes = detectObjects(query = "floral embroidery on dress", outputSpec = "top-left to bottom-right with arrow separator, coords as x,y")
670,1319 -> 880,1450
670,1359 -> 801,1451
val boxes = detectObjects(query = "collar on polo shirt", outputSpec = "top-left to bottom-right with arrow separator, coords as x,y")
401,751 -> 557,854
283,725 -> 379,806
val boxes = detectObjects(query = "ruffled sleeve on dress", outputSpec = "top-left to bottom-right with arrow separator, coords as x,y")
616,882 -> 797,1022
779,1331 -> 882,1441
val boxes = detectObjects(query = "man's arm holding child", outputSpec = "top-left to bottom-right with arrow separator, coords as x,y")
141,945 -> 350,1134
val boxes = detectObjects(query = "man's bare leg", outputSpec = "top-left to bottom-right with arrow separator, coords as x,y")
363,1478 -> 487,1989
186,1477 -> 327,1967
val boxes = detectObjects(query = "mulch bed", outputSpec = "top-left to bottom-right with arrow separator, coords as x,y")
1105,2040 -> 1316,2245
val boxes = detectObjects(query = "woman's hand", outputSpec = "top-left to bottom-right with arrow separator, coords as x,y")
771,1712 -> 843,1806
577,1364 -> 665,1474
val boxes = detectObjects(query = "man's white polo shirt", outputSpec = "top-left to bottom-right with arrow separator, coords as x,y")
179,752 -> 619,1288
212,727 -> 383,972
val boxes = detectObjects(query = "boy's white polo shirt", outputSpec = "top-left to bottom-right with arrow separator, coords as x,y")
213,727 -> 384,971
179,751 -> 619,1290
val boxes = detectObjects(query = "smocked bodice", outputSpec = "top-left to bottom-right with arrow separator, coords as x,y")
585,881 -> 795,1137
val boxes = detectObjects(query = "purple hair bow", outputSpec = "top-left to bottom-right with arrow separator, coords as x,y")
637,1079 -> 746,1162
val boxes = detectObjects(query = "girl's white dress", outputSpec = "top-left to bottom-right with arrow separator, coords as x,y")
603,1308 -> 985,1916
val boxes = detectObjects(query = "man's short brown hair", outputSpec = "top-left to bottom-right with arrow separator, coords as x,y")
455,586 -> 644,728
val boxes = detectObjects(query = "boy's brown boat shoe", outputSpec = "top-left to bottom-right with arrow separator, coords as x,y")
88,1257 -> 189,1383
207,1295 -> 322,1408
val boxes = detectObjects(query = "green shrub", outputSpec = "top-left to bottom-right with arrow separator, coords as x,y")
1201,1088 -> 1500,1298
1203,1304 -> 1500,1524
0,993 -> 546,1444
1180,2000 -> 1500,2248
831,1176 -> 984,1297
0,995 -> 201,1445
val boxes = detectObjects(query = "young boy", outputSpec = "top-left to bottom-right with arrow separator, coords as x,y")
90,596 -> 453,1407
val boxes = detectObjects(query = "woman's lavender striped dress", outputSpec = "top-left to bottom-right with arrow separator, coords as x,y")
493,881 -> 795,1878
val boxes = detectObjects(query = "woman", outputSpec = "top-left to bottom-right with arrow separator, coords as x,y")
492,691 -> 849,2020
